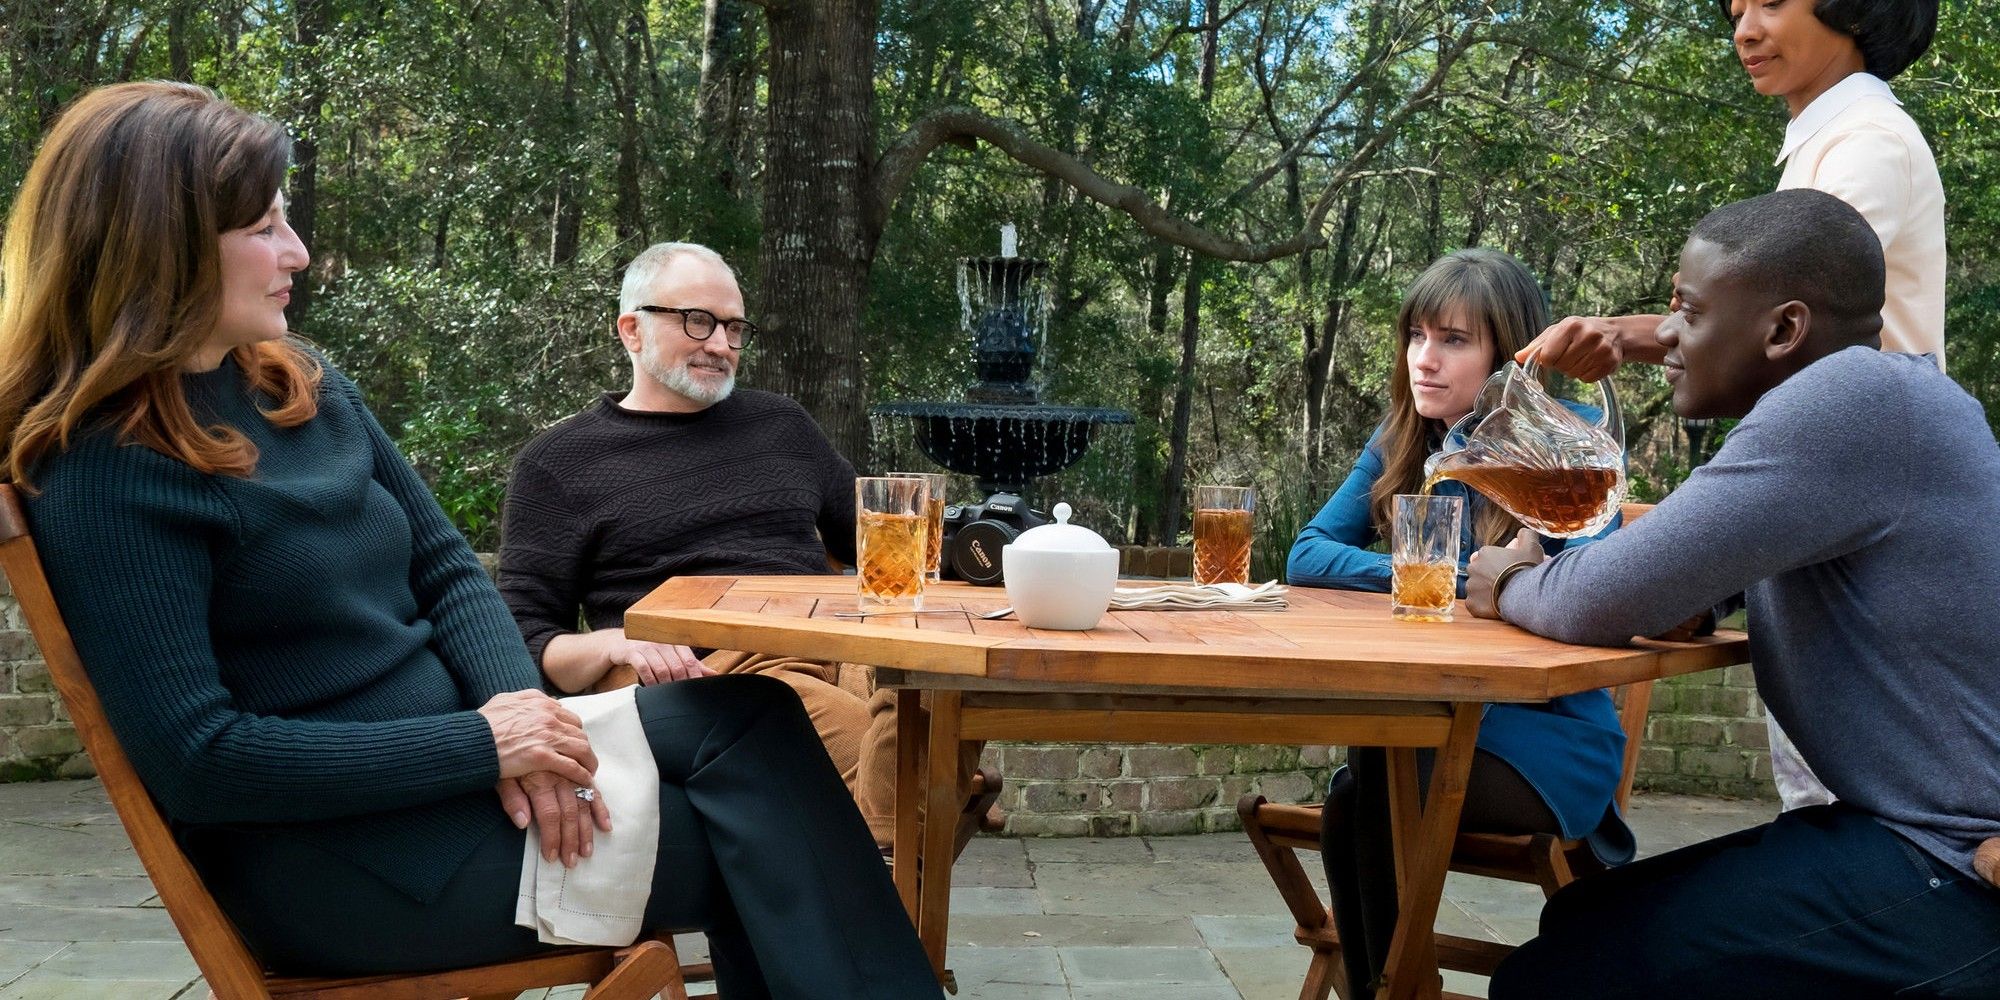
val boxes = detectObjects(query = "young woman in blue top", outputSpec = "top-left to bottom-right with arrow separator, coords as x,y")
1291,248 -> 1632,997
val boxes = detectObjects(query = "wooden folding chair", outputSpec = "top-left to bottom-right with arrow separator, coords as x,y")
1238,502 -> 1658,1000
0,484 -> 702,1000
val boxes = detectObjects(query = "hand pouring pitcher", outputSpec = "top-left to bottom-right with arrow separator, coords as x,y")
1422,361 -> 1627,538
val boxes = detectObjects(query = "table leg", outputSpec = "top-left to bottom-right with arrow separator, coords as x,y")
917,690 -> 965,980
1385,748 -> 1421,890
893,689 -> 923,918
1377,704 -> 1482,1000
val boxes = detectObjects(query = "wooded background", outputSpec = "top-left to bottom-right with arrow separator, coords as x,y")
6,0 -> 1996,559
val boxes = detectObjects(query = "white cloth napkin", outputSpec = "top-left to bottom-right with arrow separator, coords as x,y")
1110,581 -> 1289,610
514,686 -> 660,946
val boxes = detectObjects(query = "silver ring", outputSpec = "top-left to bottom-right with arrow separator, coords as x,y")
574,787 -> 596,803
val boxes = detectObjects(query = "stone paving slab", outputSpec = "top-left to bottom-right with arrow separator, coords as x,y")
0,780 -> 1777,998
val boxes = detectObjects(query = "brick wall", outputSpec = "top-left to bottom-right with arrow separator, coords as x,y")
989,743 -> 1336,837
0,584 -> 1779,808
1632,663 -> 1774,799
0,573 -> 89,781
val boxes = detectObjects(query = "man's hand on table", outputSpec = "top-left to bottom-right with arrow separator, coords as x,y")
1466,529 -> 1546,620
545,628 -> 714,692
596,629 -> 713,685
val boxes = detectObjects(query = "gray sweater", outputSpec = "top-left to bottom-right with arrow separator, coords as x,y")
1500,347 -> 2000,878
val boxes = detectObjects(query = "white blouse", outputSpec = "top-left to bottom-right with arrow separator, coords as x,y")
1777,73 -> 1947,366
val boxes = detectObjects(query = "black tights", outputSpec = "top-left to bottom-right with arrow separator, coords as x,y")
1319,746 -> 1559,997
193,675 -> 939,999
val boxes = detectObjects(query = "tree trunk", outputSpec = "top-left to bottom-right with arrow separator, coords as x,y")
1161,254 -> 1203,543
758,0 -> 879,465
613,4 -> 646,247
697,0 -> 757,196
1303,188 -> 1368,479
432,204 -> 450,271
548,0 -> 582,266
285,0 -> 329,322
1158,0 -> 1221,544
1131,243 -> 1180,543
168,2 -> 191,80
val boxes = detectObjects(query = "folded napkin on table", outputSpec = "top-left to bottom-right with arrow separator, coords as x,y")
1110,581 -> 1289,610
515,686 -> 659,947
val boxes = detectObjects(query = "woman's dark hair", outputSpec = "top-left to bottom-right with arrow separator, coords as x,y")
1369,248 -> 1549,548
1717,0 -> 1939,80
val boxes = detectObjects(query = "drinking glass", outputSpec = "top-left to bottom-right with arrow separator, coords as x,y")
1192,485 -> 1255,586
887,472 -> 948,582
1391,494 -> 1463,622
856,476 -> 929,610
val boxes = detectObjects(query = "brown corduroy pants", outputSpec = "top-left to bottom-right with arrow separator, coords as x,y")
699,650 -> 980,848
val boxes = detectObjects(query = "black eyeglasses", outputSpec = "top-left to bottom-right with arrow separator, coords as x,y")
635,305 -> 758,349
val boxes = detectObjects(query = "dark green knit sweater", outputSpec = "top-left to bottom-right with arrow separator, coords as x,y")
25,351 -> 535,902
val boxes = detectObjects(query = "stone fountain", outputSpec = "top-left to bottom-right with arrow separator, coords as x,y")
871,226 -> 1134,501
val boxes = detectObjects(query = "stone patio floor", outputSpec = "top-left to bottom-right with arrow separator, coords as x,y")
0,780 -> 1776,999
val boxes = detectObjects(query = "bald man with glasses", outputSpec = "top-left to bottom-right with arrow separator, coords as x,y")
497,242 -> 965,851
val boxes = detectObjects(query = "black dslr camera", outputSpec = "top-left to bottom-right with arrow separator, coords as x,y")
941,493 -> 1049,586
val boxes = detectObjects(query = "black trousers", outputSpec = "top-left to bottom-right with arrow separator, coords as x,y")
196,674 -> 940,999
1492,803 -> 2000,999
1320,746 -> 1560,997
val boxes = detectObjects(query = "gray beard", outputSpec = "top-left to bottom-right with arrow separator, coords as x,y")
640,338 -> 735,407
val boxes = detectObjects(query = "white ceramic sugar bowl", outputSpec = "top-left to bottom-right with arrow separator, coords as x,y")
1001,502 -> 1120,630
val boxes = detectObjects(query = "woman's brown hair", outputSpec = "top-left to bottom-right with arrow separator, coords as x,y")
1367,248 -> 1549,548
0,81 -> 320,488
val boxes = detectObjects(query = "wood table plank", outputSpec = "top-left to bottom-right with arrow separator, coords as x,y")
625,576 -> 1748,701
627,572 -> 1750,1000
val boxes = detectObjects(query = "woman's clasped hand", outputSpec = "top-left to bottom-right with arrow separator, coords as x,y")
479,689 -> 611,867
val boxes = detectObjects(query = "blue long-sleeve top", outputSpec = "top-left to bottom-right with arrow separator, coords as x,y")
1288,423 -> 1619,594
1288,417 -> 1632,859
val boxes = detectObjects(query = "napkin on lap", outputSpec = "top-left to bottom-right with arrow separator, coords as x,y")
514,686 -> 660,946
1110,581 -> 1289,610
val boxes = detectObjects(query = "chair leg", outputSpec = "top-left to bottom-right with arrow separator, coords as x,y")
1527,833 -> 1576,899
582,939 -> 688,1000
1299,947 -> 1344,1000
953,767 -> 1004,856
1237,796 -> 1343,1000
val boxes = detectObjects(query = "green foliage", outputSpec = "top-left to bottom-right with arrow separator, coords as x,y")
3,0 -> 1997,552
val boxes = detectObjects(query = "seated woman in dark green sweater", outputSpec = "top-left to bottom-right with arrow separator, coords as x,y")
0,81 -> 937,997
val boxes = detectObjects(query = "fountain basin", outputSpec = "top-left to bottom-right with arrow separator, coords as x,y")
872,401 -> 1134,497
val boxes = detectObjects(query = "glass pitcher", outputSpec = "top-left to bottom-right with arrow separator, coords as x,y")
1422,361 -> 1627,539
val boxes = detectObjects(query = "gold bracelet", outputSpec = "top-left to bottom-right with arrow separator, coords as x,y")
1490,559 -> 1540,605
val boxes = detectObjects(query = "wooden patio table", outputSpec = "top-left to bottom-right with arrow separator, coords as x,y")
625,575 -> 1747,1000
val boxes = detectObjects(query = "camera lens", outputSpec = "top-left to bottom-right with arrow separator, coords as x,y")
949,519 -> 1018,586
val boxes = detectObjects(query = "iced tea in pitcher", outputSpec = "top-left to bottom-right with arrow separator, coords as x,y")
1423,361 -> 1626,538
1421,465 -> 1621,537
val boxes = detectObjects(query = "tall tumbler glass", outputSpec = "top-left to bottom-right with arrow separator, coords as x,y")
1391,494 -> 1464,622
887,472 -> 948,582
856,476 -> 929,611
1192,485 -> 1256,585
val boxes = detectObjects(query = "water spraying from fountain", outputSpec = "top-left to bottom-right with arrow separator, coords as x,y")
872,229 -> 1133,503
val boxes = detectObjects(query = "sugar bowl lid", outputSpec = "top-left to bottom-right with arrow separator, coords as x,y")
1010,502 -> 1112,552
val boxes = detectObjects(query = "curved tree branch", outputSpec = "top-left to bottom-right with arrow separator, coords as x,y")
873,23 -> 1479,264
